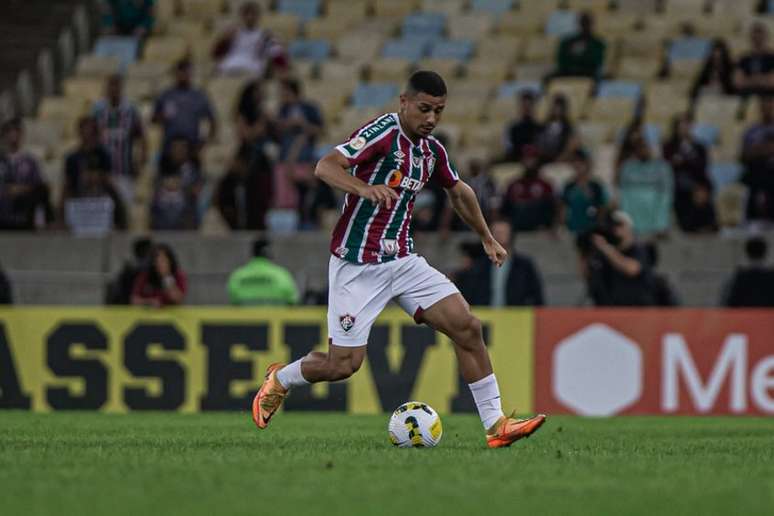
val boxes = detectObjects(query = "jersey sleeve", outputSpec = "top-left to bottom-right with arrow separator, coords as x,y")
429,138 -> 460,189
335,116 -> 393,168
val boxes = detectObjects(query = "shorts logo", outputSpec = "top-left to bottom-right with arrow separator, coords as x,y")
335,246 -> 348,258
349,137 -> 366,150
339,314 -> 356,332
387,170 -> 403,188
381,239 -> 399,256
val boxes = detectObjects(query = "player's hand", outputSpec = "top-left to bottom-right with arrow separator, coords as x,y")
359,184 -> 399,209
482,235 -> 507,267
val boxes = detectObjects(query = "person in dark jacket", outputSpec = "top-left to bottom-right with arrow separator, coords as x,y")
454,220 -> 544,306
0,260 -> 12,304
724,237 -> 774,307
105,237 -> 153,304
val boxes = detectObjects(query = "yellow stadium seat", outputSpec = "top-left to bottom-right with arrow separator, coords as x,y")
434,123 -> 463,149
546,77 -> 593,120
165,20 -> 208,45
577,121 -> 613,147
465,58 -> 513,82
476,36 -> 523,64
643,91 -> 688,126
373,0 -> 418,19
124,78 -> 156,102
325,1 -> 369,21
586,97 -> 637,124
744,95 -> 765,124
207,76 -> 251,118
420,0 -> 465,16
522,36 -> 559,63
663,0 -> 708,17
693,15 -> 741,39
416,58 -> 463,80
617,57 -> 662,82
304,80 -> 352,122
565,0 -> 611,15
63,77 -> 105,104
669,59 -> 703,81
695,94 -> 742,126
439,98 -> 486,125
715,122 -> 745,162
292,60 -> 317,81
489,162 -> 524,191
180,0 -> 226,22
336,34 -> 384,65
497,11 -> 546,36
484,97 -> 519,125
127,61 -> 171,82
447,78 -> 494,100
22,118 -> 65,156
38,97 -> 90,137
305,16 -> 358,41
319,60 -> 363,89
367,58 -> 411,83
513,62 -> 553,81
261,13 -> 300,43
618,33 -> 666,59
715,184 -> 747,228
448,13 -> 495,41
596,13 -> 640,38
75,55 -> 120,78
143,37 -> 189,64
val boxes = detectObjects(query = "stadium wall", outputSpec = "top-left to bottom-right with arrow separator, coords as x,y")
1,308 -> 772,416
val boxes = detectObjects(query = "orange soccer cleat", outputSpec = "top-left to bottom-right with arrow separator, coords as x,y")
252,363 -> 288,430
486,412 -> 547,448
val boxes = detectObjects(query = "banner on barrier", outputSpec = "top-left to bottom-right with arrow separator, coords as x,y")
0,307 -> 533,414
534,309 -> 774,416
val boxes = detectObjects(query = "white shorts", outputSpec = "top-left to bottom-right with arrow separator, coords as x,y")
327,254 -> 460,347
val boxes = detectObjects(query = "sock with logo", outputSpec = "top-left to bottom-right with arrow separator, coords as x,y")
468,373 -> 505,430
276,359 -> 310,390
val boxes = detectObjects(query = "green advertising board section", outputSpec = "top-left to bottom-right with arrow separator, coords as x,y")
0,307 -> 534,414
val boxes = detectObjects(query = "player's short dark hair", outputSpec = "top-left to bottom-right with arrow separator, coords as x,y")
746,237 -> 767,261
406,70 -> 447,98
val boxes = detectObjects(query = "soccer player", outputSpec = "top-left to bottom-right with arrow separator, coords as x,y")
253,71 -> 546,448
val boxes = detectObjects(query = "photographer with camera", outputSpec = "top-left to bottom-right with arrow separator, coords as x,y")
578,210 -> 657,306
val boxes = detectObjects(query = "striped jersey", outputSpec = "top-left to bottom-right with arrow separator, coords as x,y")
331,113 -> 460,264
93,99 -> 143,177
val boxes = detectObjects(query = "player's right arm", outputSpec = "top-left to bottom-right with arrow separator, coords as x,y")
315,150 -> 398,209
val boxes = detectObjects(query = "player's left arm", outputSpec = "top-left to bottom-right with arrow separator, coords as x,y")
446,181 -> 507,267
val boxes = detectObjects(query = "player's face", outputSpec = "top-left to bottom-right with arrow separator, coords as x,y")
400,92 -> 446,139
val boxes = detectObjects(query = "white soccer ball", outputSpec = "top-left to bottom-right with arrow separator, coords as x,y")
388,401 -> 443,448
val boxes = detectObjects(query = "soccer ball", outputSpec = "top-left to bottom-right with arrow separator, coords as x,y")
388,401 -> 443,448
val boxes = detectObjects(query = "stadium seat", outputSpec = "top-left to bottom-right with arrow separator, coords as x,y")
179,0 -> 226,22
448,78 -> 495,99
440,99 -> 486,125
334,107 -> 387,139
143,37 -> 189,65
420,0 -> 466,16
577,121 -> 613,147
545,10 -> 578,38
429,40 -> 475,61
368,58 -> 412,83
352,83 -> 400,109
476,36 -> 523,63
489,162 -> 524,191
522,36 -> 559,63
38,96 -> 89,137
448,13 -> 495,41
546,77 -> 593,120
565,0 -> 611,14
668,37 -> 711,62
497,11 -> 546,36
382,39 -> 429,62
261,13 -> 301,42
596,13 -> 639,38
619,33 -> 666,59
305,16 -> 358,40
207,76 -> 251,118
278,0 -> 321,22
466,58 -> 512,82
416,58 -> 462,79
587,97 -> 638,123
691,123 -> 720,147
471,0 -> 514,15
94,36 -> 139,69
597,80 -> 641,99
617,57 -> 662,82
715,183 -> 747,227
615,0 -> 658,14
75,55 -> 120,78
336,34 -> 384,65
22,118 -> 65,158
513,63 -> 553,81
288,39 -> 331,62
695,94 -> 742,125
402,12 -> 446,39
373,0 -> 419,19
709,162 -> 743,190
63,77 -> 104,104
669,59 -> 703,80
663,0 -> 707,17
325,1 -> 369,22
165,20 -> 207,44
498,80 -> 542,99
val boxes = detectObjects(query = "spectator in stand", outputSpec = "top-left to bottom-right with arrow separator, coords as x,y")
152,59 -> 217,155
214,144 -> 272,230
453,220 -> 544,306
580,210 -> 657,306
500,145 -> 556,232
740,95 -> 774,222
62,116 -> 127,230
724,236 -> 774,306
212,1 -> 289,77
618,133 -> 674,236
106,236 -> 153,304
227,239 -> 299,305
662,113 -> 716,233
560,149 -> 609,234
274,78 -> 324,227
553,11 -> 606,80
0,118 -> 53,230
734,22 -> 774,97
504,90 -> 544,163
537,94 -> 577,162
131,243 -> 186,307
0,260 -> 12,304
644,242 -> 680,306
691,38 -> 736,100
101,0 -> 155,38
236,79 -> 275,151
93,74 -> 147,205
151,137 -> 202,230
441,158 -> 497,232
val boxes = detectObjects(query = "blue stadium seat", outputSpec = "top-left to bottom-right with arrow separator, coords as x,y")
382,39 -> 430,62
691,123 -> 720,147
471,0 -> 514,14
545,10 -> 578,37
429,39 -> 475,60
668,37 -> 711,62
278,0 -> 321,22
94,36 -> 138,70
498,80 -> 542,98
597,80 -> 642,99
709,162 -> 743,190
352,83 -> 400,109
288,39 -> 331,62
402,12 -> 446,39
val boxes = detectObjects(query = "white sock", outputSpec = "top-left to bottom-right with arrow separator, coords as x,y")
468,373 -> 504,430
276,359 -> 310,390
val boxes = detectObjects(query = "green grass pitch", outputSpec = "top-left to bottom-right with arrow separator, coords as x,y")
1,412 -> 773,516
